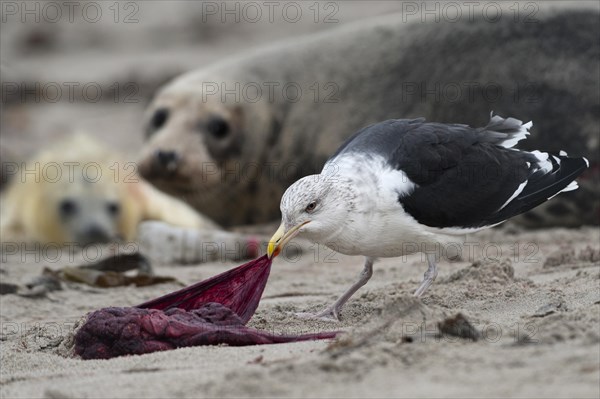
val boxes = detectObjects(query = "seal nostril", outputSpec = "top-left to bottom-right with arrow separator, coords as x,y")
155,150 -> 180,172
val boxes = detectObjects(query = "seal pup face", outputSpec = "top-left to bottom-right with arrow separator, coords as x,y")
137,76 -> 277,223
48,173 -> 123,246
0,135 -> 147,246
26,153 -> 138,246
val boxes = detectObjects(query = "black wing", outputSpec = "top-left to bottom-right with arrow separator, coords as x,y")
330,116 -> 588,229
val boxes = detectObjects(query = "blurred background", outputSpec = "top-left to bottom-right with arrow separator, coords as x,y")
1,1 -> 419,157
1,0 -> 598,224
1,0 -> 596,157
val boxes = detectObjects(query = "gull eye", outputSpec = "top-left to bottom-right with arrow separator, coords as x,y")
305,201 -> 317,213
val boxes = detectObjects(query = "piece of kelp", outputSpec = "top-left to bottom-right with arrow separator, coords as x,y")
29,253 -> 176,289
61,267 -> 177,288
74,255 -> 339,359
79,253 -> 153,274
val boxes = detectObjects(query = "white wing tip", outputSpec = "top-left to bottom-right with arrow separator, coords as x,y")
562,181 -> 579,193
547,181 -> 579,200
530,150 -> 548,161
496,117 -> 532,148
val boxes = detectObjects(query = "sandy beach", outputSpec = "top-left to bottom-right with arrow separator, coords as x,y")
1,226 -> 598,398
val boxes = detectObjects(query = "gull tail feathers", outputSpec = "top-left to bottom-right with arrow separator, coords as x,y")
479,112 -> 532,149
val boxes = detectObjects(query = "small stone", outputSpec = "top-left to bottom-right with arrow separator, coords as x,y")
437,313 -> 481,341
0,282 -> 19,295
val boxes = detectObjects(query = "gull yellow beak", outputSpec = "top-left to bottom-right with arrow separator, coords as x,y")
267,221 -> 309,258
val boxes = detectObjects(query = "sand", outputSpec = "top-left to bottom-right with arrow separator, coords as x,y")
1,226 -> 599,398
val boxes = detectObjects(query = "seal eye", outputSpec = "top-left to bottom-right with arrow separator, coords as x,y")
150,108 -> 169,131
305,201 -> 317,213
106,202 -> 120,217
207,117 -> 230,139
59,199 -> 77,217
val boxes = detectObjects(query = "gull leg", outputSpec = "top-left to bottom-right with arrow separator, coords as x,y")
297,257 -> 374,322
413,253 -> 438,297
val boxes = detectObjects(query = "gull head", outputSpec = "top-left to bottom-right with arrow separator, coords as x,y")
267,173 -> 353,258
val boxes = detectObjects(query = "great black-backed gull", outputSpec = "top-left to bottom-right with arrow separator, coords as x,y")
267,114 -> 589,320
